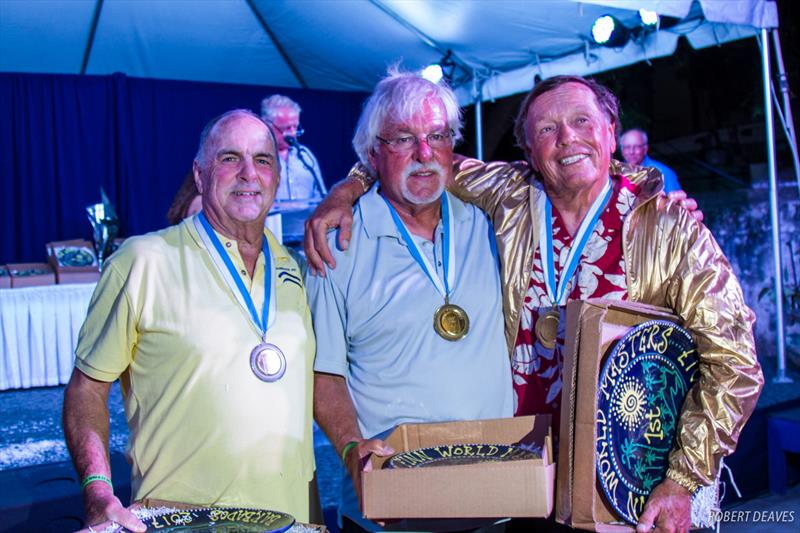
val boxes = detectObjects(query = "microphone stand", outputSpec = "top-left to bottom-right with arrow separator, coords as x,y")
286,136 -> 328,196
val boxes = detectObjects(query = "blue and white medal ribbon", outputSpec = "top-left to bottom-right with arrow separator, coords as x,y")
194,213 -> 285,382
382,192 -> 469,340
534,178 -> 612,348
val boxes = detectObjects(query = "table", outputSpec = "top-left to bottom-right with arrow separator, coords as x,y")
768,406 -> 800,494
0,216 -> 284,391
0,283 -> 95,390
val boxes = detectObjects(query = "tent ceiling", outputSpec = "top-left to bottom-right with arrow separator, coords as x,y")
0,0 -> 777,104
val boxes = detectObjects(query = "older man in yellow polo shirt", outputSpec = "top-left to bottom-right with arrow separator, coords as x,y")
63,109 -> 315,532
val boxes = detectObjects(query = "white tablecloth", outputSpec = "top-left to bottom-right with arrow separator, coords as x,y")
0,283 -> 95,390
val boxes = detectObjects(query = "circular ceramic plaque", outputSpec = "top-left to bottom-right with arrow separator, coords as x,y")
595,320 -> 699,525
384,443 -> 540,469
137,507 -> 295,532
56,247 -> 96,267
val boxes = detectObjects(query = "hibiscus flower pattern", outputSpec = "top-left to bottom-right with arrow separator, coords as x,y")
513,177 -> 640,419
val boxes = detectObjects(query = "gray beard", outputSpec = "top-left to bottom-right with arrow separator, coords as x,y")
400,162 -> 446,205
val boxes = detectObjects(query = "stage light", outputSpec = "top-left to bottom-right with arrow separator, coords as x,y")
639,9 -> 659,27
421,64 -> 444,84
421,50 -> 456,85
591,15 -> 629,48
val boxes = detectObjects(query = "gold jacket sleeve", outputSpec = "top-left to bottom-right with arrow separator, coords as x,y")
626,191 -> 763,490
449,157 -> 532,216
452,158 -> 538,352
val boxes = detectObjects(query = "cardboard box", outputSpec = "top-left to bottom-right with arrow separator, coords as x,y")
46,239 -> 100,284
556,298 -> 677,532
7,263 -> 56,288
362,415 -> 554,521
0,265 -> 10,289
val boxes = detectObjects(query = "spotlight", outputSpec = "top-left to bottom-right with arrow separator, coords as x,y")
421,64 -> 444,84
421,50 -> 456,85
638,9 -> 659,27
591,15 -> 629,48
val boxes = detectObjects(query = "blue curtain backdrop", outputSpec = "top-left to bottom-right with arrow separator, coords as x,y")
0,72 -> 367,263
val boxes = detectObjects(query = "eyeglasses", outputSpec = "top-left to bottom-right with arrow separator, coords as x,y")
272,123 -> 305,138
621,143 -> 646,151
376,130 -> 454,153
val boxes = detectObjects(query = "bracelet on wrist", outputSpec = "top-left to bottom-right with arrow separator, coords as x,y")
81,474 -> 114,491
349,169 -> 376,192
341,440 -> 359,462
665,468 -> 699,494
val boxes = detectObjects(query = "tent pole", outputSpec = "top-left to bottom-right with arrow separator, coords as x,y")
761,29 -> 791,383
473,74 -> 484,161
771,29 -> 800,198
80,0 -> 104,75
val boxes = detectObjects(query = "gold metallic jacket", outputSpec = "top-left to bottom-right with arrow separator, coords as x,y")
450,158 -> 763,491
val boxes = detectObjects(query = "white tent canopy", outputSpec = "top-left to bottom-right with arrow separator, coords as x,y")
0,0 -> 778,104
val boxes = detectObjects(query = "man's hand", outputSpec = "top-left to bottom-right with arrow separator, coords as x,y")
82,482 -> 146,532
304,175 -> 367,275
636,478 -> 692,533
343,438 -> 395,516
667,190 -> 704,223
304,195 -> 355,275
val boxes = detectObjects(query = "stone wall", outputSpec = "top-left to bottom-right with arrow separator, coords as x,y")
695,179 -> 800,372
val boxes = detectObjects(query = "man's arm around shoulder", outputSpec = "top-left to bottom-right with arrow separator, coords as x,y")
449,156 -> 532,215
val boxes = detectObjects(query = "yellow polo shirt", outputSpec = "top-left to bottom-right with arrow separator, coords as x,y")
74,217 -> 315,521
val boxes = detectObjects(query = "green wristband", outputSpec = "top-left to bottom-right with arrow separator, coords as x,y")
81,474 -> 113,491
341,441 -> 359,462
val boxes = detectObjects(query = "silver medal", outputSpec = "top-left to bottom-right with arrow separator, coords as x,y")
250,342 -> 287,382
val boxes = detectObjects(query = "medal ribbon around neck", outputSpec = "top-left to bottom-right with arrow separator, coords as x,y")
194,212 -> 276,339
539,178 -> 612,307
381,192 -> 456,301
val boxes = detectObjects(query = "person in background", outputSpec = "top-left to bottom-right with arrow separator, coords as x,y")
261,94 -> 326,201
620,128 -> 681,193
166,171 -> 202,225
64,110 -> 316,532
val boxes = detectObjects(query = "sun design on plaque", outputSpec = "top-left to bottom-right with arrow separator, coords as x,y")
612,377 -> 646,431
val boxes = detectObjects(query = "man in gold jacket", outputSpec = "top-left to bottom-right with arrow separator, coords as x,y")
305,75 -> 762,533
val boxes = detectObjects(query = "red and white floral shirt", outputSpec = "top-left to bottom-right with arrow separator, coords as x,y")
512,176 -> 640,420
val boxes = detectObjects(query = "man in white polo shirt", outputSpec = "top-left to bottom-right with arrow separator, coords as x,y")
307,70 -> 512,532
63,110 -> 315,531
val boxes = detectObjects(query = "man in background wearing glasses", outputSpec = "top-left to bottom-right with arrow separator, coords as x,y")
307,69 -> 512,532
261,94 -> 327,201
620,128 -> 681,193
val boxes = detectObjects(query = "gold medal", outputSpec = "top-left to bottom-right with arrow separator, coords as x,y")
534,309 -> 560,349
433,302 -> 470,341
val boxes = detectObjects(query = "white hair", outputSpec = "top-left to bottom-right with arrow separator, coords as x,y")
261,94 -> 301,122
352,67 -> 463,173
621,128 -> 649,145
